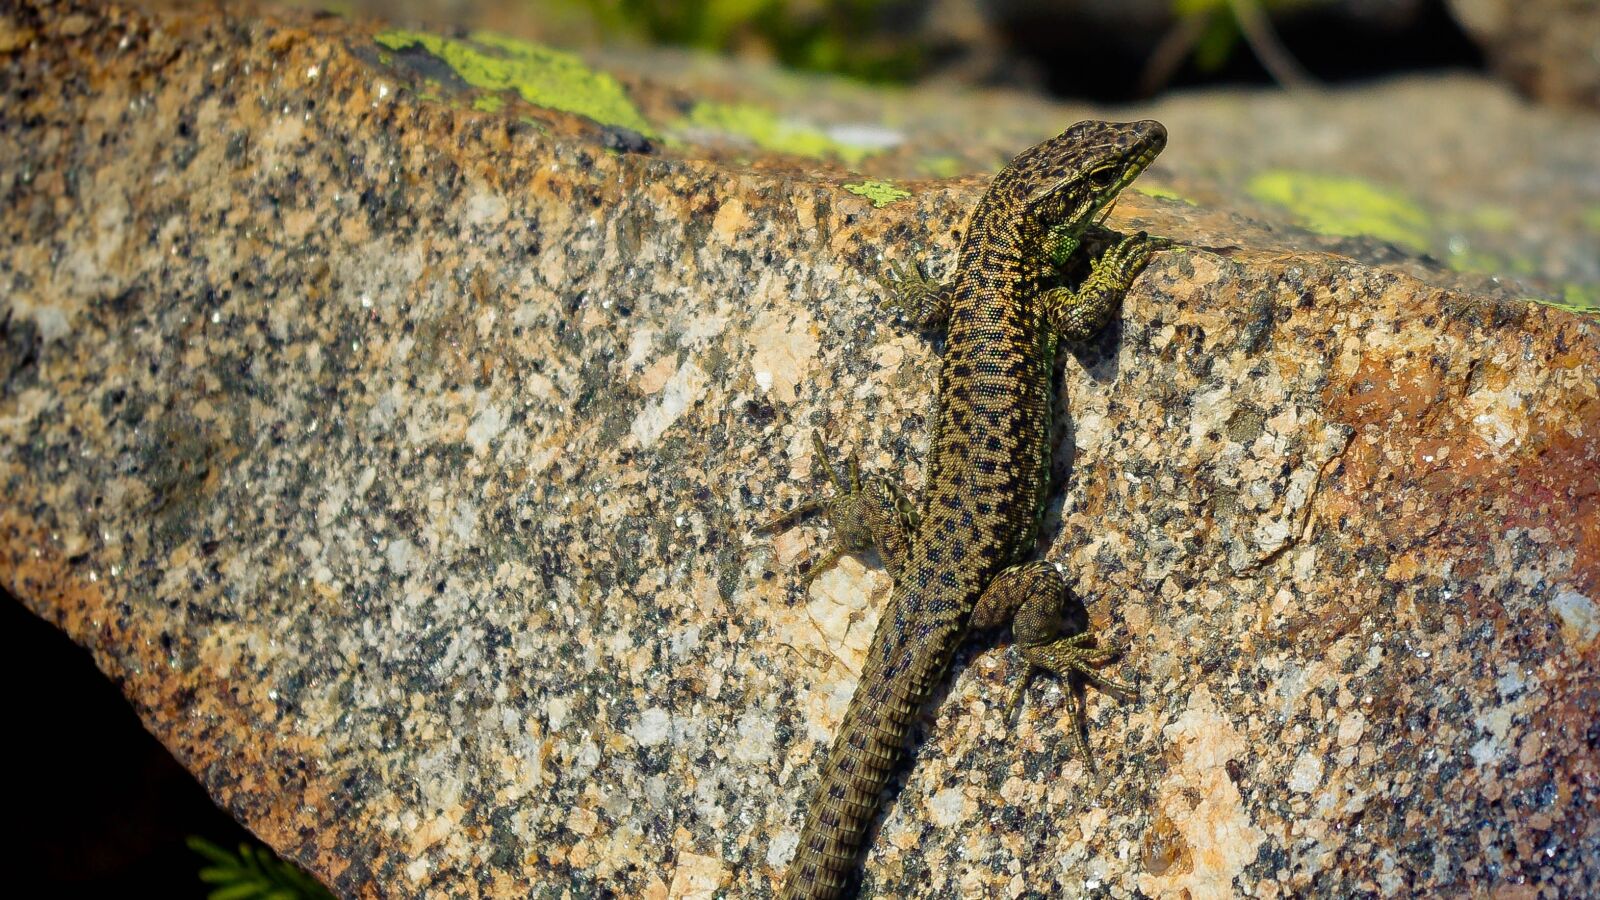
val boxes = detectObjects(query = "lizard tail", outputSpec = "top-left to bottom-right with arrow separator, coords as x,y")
780,645 -> 921,900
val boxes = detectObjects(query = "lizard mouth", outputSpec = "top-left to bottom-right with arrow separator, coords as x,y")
1072,142 -> 1163,234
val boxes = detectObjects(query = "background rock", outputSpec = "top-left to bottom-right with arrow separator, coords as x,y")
1448,0 -> 1600,111
2,1 -> 1597,897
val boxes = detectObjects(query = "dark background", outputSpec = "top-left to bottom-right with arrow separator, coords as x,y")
3,590 -> 256,896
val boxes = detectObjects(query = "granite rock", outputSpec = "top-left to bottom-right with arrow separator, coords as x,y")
1,1 -> 1598,898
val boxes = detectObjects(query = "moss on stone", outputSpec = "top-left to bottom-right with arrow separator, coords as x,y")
677,101 -> 878,165
1556,283 -> 1600,314
1459,204 -> 1517,233
1135,183 -> 1195,204
917,155 -> 963,179
1247,170 -> 1430,253
375,29 -> 655,136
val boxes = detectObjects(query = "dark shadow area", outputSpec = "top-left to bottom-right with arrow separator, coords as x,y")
2,589 -> 257,896
997,0 -> 1484,102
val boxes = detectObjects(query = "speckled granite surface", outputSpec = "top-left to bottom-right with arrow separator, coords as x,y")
2,2 -> 1598,897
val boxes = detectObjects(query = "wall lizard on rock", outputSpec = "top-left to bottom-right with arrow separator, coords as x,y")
763,120 -> 1168,899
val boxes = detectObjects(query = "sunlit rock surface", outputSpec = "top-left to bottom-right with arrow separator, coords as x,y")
2,1 -> 1597,897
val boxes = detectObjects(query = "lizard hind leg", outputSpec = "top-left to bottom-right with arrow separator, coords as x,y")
971,560 -> 1135,771
877,259 -> 954,330
758,431 -> 918,584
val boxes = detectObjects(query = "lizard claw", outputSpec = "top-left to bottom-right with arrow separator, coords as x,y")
1003,665 -> 1037,722
754,499 -> 823,535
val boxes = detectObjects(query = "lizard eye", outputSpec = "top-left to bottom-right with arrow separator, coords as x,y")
1086,166 -> 1118,190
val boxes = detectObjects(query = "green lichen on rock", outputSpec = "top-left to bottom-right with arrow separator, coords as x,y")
677,101 -> 878,165
1247,170 -> 1430,253
1458,204 -> 1517,233
843,180 -> 911,207
1135,183 -> 1196,205
1556,283 -> 1600,315
1444,242 -> 1510,278
415,79 -> 445,105
917,155 -> 963,178
375,29 -> 655,136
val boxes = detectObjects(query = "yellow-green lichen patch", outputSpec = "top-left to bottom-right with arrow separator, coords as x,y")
677,101 -> 879,166
1246,170 -> 1430,254
1557,283 -> 1600,315
1459,204 -> 1517,233
1582,207 -> 1600,233
843,180 -> 911,208
1135,183 -> 1195,205
1443,242 -> 1507,277
1510,285 -> 1600,318
375,29 -> 655,136
415,79 -> 446,105
472,93 -> 505,113
917,155 -> 963,179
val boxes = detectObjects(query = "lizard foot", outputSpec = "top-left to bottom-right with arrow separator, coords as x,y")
1091,230 -> 1166,291
1045,229 -> 1168,342
876,259 -> 952,329
1011,630 -> 1135,773
974,561 -> 1135,772
757,431 -> 916,584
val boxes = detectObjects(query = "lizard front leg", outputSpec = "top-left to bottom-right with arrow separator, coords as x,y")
1041,230 -> 1166,342
759,431 -> 918,583
970,560 -> 1134,771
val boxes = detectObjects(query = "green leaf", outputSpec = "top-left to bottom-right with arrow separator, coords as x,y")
187,836 -> 239,867
189,833 -> 337,900
1194,11 -> 1241,71
198,867 -> 239,883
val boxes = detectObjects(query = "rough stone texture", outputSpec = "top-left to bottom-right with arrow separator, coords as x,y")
1448,0 -> 1600,112
2,2 -> 1599,898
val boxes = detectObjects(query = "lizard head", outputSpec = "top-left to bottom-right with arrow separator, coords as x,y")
1010,119 -> 1166,245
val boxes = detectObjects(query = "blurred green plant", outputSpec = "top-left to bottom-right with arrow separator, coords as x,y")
571,0 -> 923,82
188,836 -> 337,900
1145,0 -> 1321,94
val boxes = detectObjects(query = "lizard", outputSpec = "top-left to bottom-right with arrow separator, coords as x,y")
762,119 -> 1169,899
